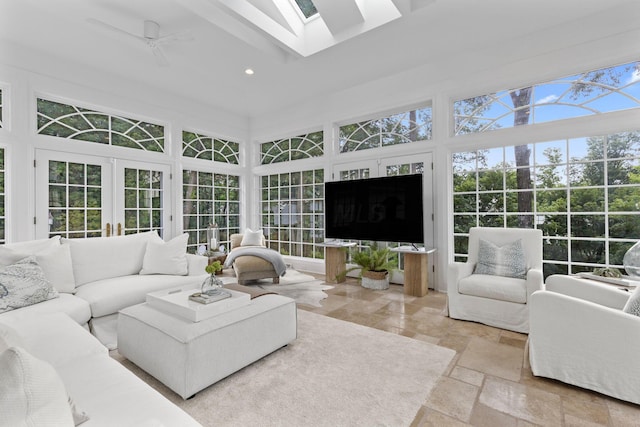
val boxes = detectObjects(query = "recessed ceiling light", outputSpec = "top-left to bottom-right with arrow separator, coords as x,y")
245,68 -> 255,75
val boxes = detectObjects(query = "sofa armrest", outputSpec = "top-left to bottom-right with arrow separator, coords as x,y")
545,274 -> 630,310
186,254 -> 208,276
525,268 -> 544,298
447,262 -> 474,294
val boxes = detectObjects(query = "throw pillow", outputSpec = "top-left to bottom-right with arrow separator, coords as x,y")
0,256 -> 59,314
474,238 -> 527,279
139,233 -> 189,276
0,322 -> 24,353
623,285 -> 640,316
241,228 -> 264,246
0,244 -> 76,293
0,346 -> 74,426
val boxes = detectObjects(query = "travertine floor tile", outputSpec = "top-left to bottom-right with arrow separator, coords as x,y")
450,366 -> 485,387
479,376 -> 563,426
469,402 -> 518,427
458,337 -> 523,382
425,377 -> 478,422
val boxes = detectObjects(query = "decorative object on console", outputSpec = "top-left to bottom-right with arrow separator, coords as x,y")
201,261 -> 224,295
623,240 -> 640,278
207,222 -> 219,251
337,245 -> 397,290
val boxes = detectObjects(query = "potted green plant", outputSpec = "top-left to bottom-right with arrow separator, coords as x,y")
337,246 -> 397,290
201,260 -> 223,295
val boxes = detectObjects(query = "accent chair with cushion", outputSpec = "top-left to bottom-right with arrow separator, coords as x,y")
447,227 -> 543,333
228,230 -> 285,285
529,274 -> 640,404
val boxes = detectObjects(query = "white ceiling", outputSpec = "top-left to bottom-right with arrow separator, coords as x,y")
0,0 -> 639,119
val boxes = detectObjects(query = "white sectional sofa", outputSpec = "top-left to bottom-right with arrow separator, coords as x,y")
0,231 -> 208,349
0,311 -> 201,426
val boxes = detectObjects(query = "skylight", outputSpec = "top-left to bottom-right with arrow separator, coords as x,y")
293,0 -> 318,19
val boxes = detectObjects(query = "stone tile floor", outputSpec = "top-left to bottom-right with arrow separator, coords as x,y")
299,277 -> 640,426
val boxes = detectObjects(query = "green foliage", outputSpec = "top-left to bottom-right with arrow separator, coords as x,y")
205,261 -> 222,275
336,246 -> 397,281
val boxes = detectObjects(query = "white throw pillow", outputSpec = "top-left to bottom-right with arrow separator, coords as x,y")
0,257 -> 59,314
4,235 -> 61,252
241,228 -> 264,246
140,233 -> 189,276
0,322 -> 23,353
473,238 -> 527,279
623,285 -> 640,316
0,244 -> 76,293
0,346 -> 74,426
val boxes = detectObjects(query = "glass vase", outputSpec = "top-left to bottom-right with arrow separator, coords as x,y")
623,240 -> 640,278
201,274 -> 223,296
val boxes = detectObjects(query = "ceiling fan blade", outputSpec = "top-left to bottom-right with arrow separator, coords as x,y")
150,44 -> 169,66
156,30 -> 194,44
87,18 -> 145,43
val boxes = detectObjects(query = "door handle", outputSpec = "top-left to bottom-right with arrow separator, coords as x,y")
117,223 -> 122,236
106,223 -> 111,237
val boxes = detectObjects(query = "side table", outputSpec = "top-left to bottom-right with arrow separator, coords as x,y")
207,251 -> 227,273
390,246 -> 436,297
318,241 -> 356,283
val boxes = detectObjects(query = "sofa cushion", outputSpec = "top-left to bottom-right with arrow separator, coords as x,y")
458,273 -> 528,303
74,274 -> 203,318
0,243 -> 76,293
0,256 -> 59,314
473,238 -> 527,279
66,231 -> 159,286
0,312 -> 107,368
0,346 -> 75,426
140,233 -> 188,276
0,293 -> 91,326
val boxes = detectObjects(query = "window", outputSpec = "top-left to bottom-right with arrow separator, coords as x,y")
182,170 -> 240,253
37,98 -> 164,152
454,61 -> 640,135
260,131 -> 323,165
260,169 -> 324,258
123,168 -> 164,236
293,0 -> 318,19
182,131 -> 240,165
339,107 -> 432,153
452,131 -> 640,277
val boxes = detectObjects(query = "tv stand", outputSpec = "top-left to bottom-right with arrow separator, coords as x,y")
318,241 -> 357,284
390,246 -> 436,297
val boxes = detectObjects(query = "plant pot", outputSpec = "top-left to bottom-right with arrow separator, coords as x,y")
361,270 -> 389,290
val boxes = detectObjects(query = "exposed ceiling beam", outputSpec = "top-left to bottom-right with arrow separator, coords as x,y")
313,0 -> 364,36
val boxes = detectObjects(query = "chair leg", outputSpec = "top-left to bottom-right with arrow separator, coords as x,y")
273,277 -> 280,284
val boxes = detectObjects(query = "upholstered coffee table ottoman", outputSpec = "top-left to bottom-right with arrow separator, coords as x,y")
117,292 -> 297,399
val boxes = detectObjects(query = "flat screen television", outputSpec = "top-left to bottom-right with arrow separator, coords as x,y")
324,174 -> 424,244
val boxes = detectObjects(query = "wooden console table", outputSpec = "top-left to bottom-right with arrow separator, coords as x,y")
390,246 -> 436,297
318,241 -> 356,284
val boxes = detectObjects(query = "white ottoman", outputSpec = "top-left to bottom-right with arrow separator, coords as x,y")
118,294 -> 297,399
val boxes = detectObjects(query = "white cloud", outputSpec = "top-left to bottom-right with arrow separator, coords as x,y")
627,68 -> 640,84
537,94 -> 559,104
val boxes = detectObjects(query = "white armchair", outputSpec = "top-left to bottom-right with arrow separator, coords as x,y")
448,227 -> 543,333
529,275 -> 640,404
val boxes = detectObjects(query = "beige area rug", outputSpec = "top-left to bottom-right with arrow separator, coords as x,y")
115,310 -> 456,427
221,269 -> 333,307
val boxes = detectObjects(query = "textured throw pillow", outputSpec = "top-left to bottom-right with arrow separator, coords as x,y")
0,346 -> 74,426
241,228 -> 264,246
623,286 -> 640,316
474,238 -> 527,279
0,244 -> 76,293
0,256 -> 59,314
139,233 -> 189,276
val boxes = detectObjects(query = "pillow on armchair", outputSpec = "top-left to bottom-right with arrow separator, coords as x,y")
240,229 -> 264,247
473,238 -> 527,279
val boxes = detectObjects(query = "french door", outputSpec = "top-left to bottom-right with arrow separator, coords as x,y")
35,150 -> 171,239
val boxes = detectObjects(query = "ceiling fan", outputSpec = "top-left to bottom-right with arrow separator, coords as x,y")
87,18 -> 194,66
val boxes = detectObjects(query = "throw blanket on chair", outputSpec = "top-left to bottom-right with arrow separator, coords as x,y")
224,247 -> 287,276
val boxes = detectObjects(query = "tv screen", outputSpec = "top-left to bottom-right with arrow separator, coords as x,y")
324,174 -> 424,244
